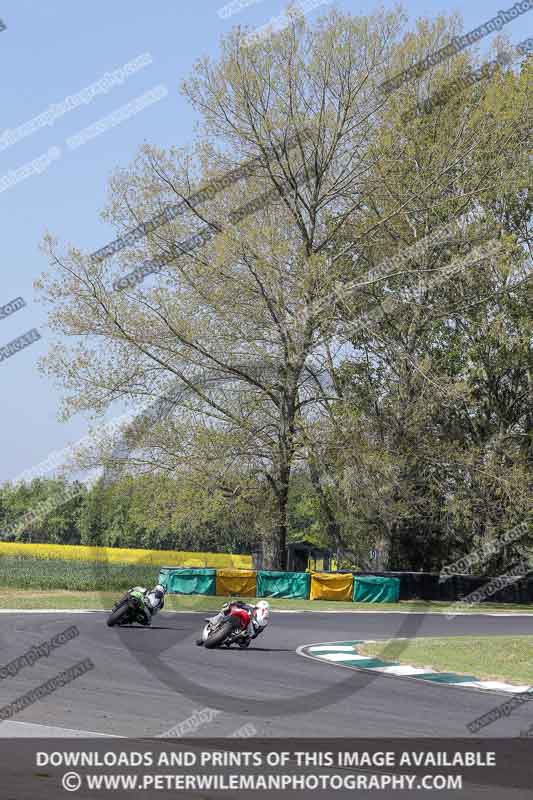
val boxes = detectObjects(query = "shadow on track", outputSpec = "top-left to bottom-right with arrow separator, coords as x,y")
109,625 -> 184,631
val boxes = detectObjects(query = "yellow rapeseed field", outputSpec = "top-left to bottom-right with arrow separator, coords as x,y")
0,541 -> 252,569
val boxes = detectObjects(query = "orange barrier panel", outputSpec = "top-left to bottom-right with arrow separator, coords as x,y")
216,569 -> 257,597
310,571 -> 353,601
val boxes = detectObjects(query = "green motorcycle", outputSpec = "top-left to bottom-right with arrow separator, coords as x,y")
107,587 -> 148,627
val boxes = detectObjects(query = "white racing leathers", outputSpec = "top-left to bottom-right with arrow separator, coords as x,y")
135,584 -> 165,625
245,606 -> 268,640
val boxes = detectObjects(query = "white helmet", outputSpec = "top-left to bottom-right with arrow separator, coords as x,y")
254,600 -> 270,627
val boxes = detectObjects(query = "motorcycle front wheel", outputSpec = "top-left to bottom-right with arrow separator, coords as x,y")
106,599 -> 132,627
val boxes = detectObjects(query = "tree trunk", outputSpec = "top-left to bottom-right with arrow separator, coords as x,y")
375,525 -> 392,571
269,521 -> 288,571
273,474 -> 289,570
263,468 -> 290,570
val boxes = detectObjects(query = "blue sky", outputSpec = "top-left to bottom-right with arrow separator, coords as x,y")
0,0 -> 530,484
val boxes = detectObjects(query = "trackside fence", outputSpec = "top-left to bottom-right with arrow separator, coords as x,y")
160,567 -> 533,604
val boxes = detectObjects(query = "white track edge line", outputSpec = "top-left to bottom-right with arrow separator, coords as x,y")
2,720 -> 124,737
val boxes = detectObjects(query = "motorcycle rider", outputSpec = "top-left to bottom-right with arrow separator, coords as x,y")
196,599 -> 270,645
130,583 -> 167,625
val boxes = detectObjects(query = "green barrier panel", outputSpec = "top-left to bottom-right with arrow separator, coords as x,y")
353,575 -> 400,603
256,571 -> 310,599
159,567 -> 216,596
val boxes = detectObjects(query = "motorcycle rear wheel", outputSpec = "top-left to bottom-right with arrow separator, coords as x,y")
204,619 -> 238,649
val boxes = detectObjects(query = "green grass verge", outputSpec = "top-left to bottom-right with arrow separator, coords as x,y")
2,590 -> 533,613
360,636 -> 533,685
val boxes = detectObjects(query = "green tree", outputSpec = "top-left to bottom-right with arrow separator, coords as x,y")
321,38 -> 532,569
36,8 -> 531,572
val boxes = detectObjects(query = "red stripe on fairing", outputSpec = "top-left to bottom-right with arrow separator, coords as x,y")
228,607 -> 251,628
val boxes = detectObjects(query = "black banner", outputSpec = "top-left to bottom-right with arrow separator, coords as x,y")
1,738 -> 532,798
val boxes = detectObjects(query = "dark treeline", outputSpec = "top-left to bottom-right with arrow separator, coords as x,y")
0,475 -> 255,555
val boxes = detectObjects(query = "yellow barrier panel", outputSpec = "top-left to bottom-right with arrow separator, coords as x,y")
0,541 -> 252,569
216,569 -> 257,597
310,571 -> 353,601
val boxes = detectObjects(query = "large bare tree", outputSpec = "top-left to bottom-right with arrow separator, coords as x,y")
37,7 -> 529,568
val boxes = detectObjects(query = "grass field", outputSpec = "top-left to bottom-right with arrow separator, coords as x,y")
2,590 -> 533,613
360,636 -> 533,685
0,557 -> 158,591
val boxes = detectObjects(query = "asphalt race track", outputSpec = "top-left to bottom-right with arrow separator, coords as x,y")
0,610 -> 532,738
